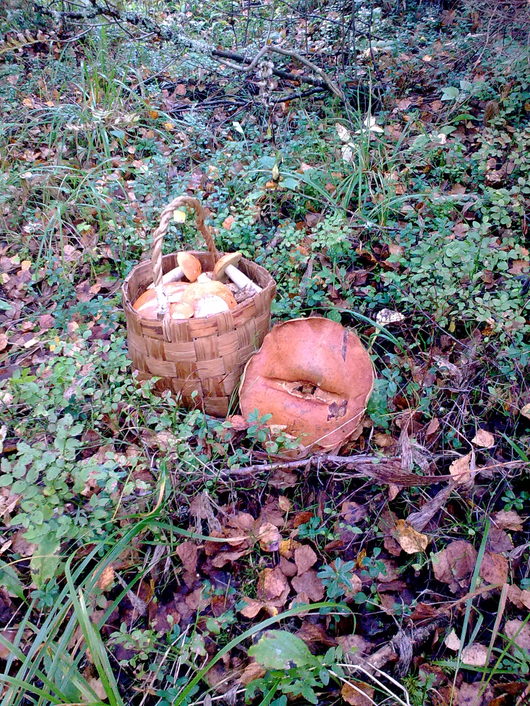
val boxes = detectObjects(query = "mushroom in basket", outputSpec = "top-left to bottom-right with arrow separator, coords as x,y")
147,252 -> 202,289
181,280 -> 237,317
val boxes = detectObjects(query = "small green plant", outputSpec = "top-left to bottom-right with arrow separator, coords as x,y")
245,630 -> 345,705
318,558 -> 358,599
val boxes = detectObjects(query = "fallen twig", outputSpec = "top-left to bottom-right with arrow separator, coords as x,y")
34,0 -> 349,100
224,456 -> 527,486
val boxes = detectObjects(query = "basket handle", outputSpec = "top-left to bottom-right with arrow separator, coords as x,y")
151,196 -> 220,317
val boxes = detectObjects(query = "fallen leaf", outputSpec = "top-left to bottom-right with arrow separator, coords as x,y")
291,570 -> 325,601
504,619 -> 530,653
471,429 -> 495,448
456,681 -> 494,706
432,540 -> 478,593
278,495 -> 291,513
294,544 -> 317,575
0,630 -> 21,660
492,509 -> 523,531
394,519 -> 429,554
295,621 -> 336,647
256,523 -> 281,552
486,528 -> 513,553
239,661 -> 265,686
257,567 -> 289,602
336,123 -> 352,142
506,584 -> 530,610
239,598 -> 266,618
341,680 -> 375,706
444,629 -> 461,651
449,453 -> 473,485
96,565 -> 115,591
520,403 -> 530,420
479,552 -> 508,586
461,643 -> 489,666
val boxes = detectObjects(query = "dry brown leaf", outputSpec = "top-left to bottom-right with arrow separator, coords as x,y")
504,619 -> 530,653
257,567 -> 289,602
278,557 -> 297,578
492,510 -> 524,531
239,661 -> 266,686
479,551 -> 508,586
506,584 -> 530,610
373,432 -> 395,448
279,538 -> 300,559
176,542 -> 199,574
449,453 -> 473,485
432,540 -> 478,593
0,630 -> 20,660
256,522 -> 281,552
86,678 -> 107,700
461,643 -> 489,666
294,544 -> 318,575
486,528 -> 513,553
96,565 -> 115,591
520,403 -> 530,420
341,680 -> 375,706
278,495 -> 291,513
291,570 -> 325,602
295,621 -> 336,647
340,501 -> 368,525
394,519 -> 429,554
425,417 -> 440,437
471,428 -> 495,448
456,681 -> 494,706
444,629 -> 461,651
239,599 -> 265,618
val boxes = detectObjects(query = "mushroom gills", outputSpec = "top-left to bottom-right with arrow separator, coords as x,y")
267,377 -> 349,413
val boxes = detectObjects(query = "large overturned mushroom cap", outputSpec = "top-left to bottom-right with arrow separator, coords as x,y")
239,317 -> 374,457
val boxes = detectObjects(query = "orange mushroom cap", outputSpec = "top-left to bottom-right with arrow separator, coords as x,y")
177,252 -> 202,282
133,282 -> 189,319
239,317 -> 374,458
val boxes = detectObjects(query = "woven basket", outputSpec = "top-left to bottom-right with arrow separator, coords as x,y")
122,196 -> 276,417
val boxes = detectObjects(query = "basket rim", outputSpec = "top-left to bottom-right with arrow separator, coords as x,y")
122,250 -> 276,323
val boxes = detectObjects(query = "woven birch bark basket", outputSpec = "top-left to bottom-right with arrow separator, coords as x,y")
122,196 -> 276,417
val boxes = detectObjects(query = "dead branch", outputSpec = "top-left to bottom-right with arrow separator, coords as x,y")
224,456 -> 526,486
34,0 -> 348,100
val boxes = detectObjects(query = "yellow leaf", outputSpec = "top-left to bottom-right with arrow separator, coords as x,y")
395,519 -> 429,554
173,210 -> 186,223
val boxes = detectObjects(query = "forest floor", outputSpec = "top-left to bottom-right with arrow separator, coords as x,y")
0,2 -> 529,705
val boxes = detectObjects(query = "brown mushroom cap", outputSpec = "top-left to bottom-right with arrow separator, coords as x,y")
239,317 -> 374,457
177,252 -> 202,282
133,282 -> 189,319
213,252 -> 242,280
181,281 -> 237,309
169,301 -> 194,319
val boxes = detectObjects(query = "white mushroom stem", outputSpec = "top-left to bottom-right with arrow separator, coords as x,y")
147,266 -> 183,289
224,264 -> 262,293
